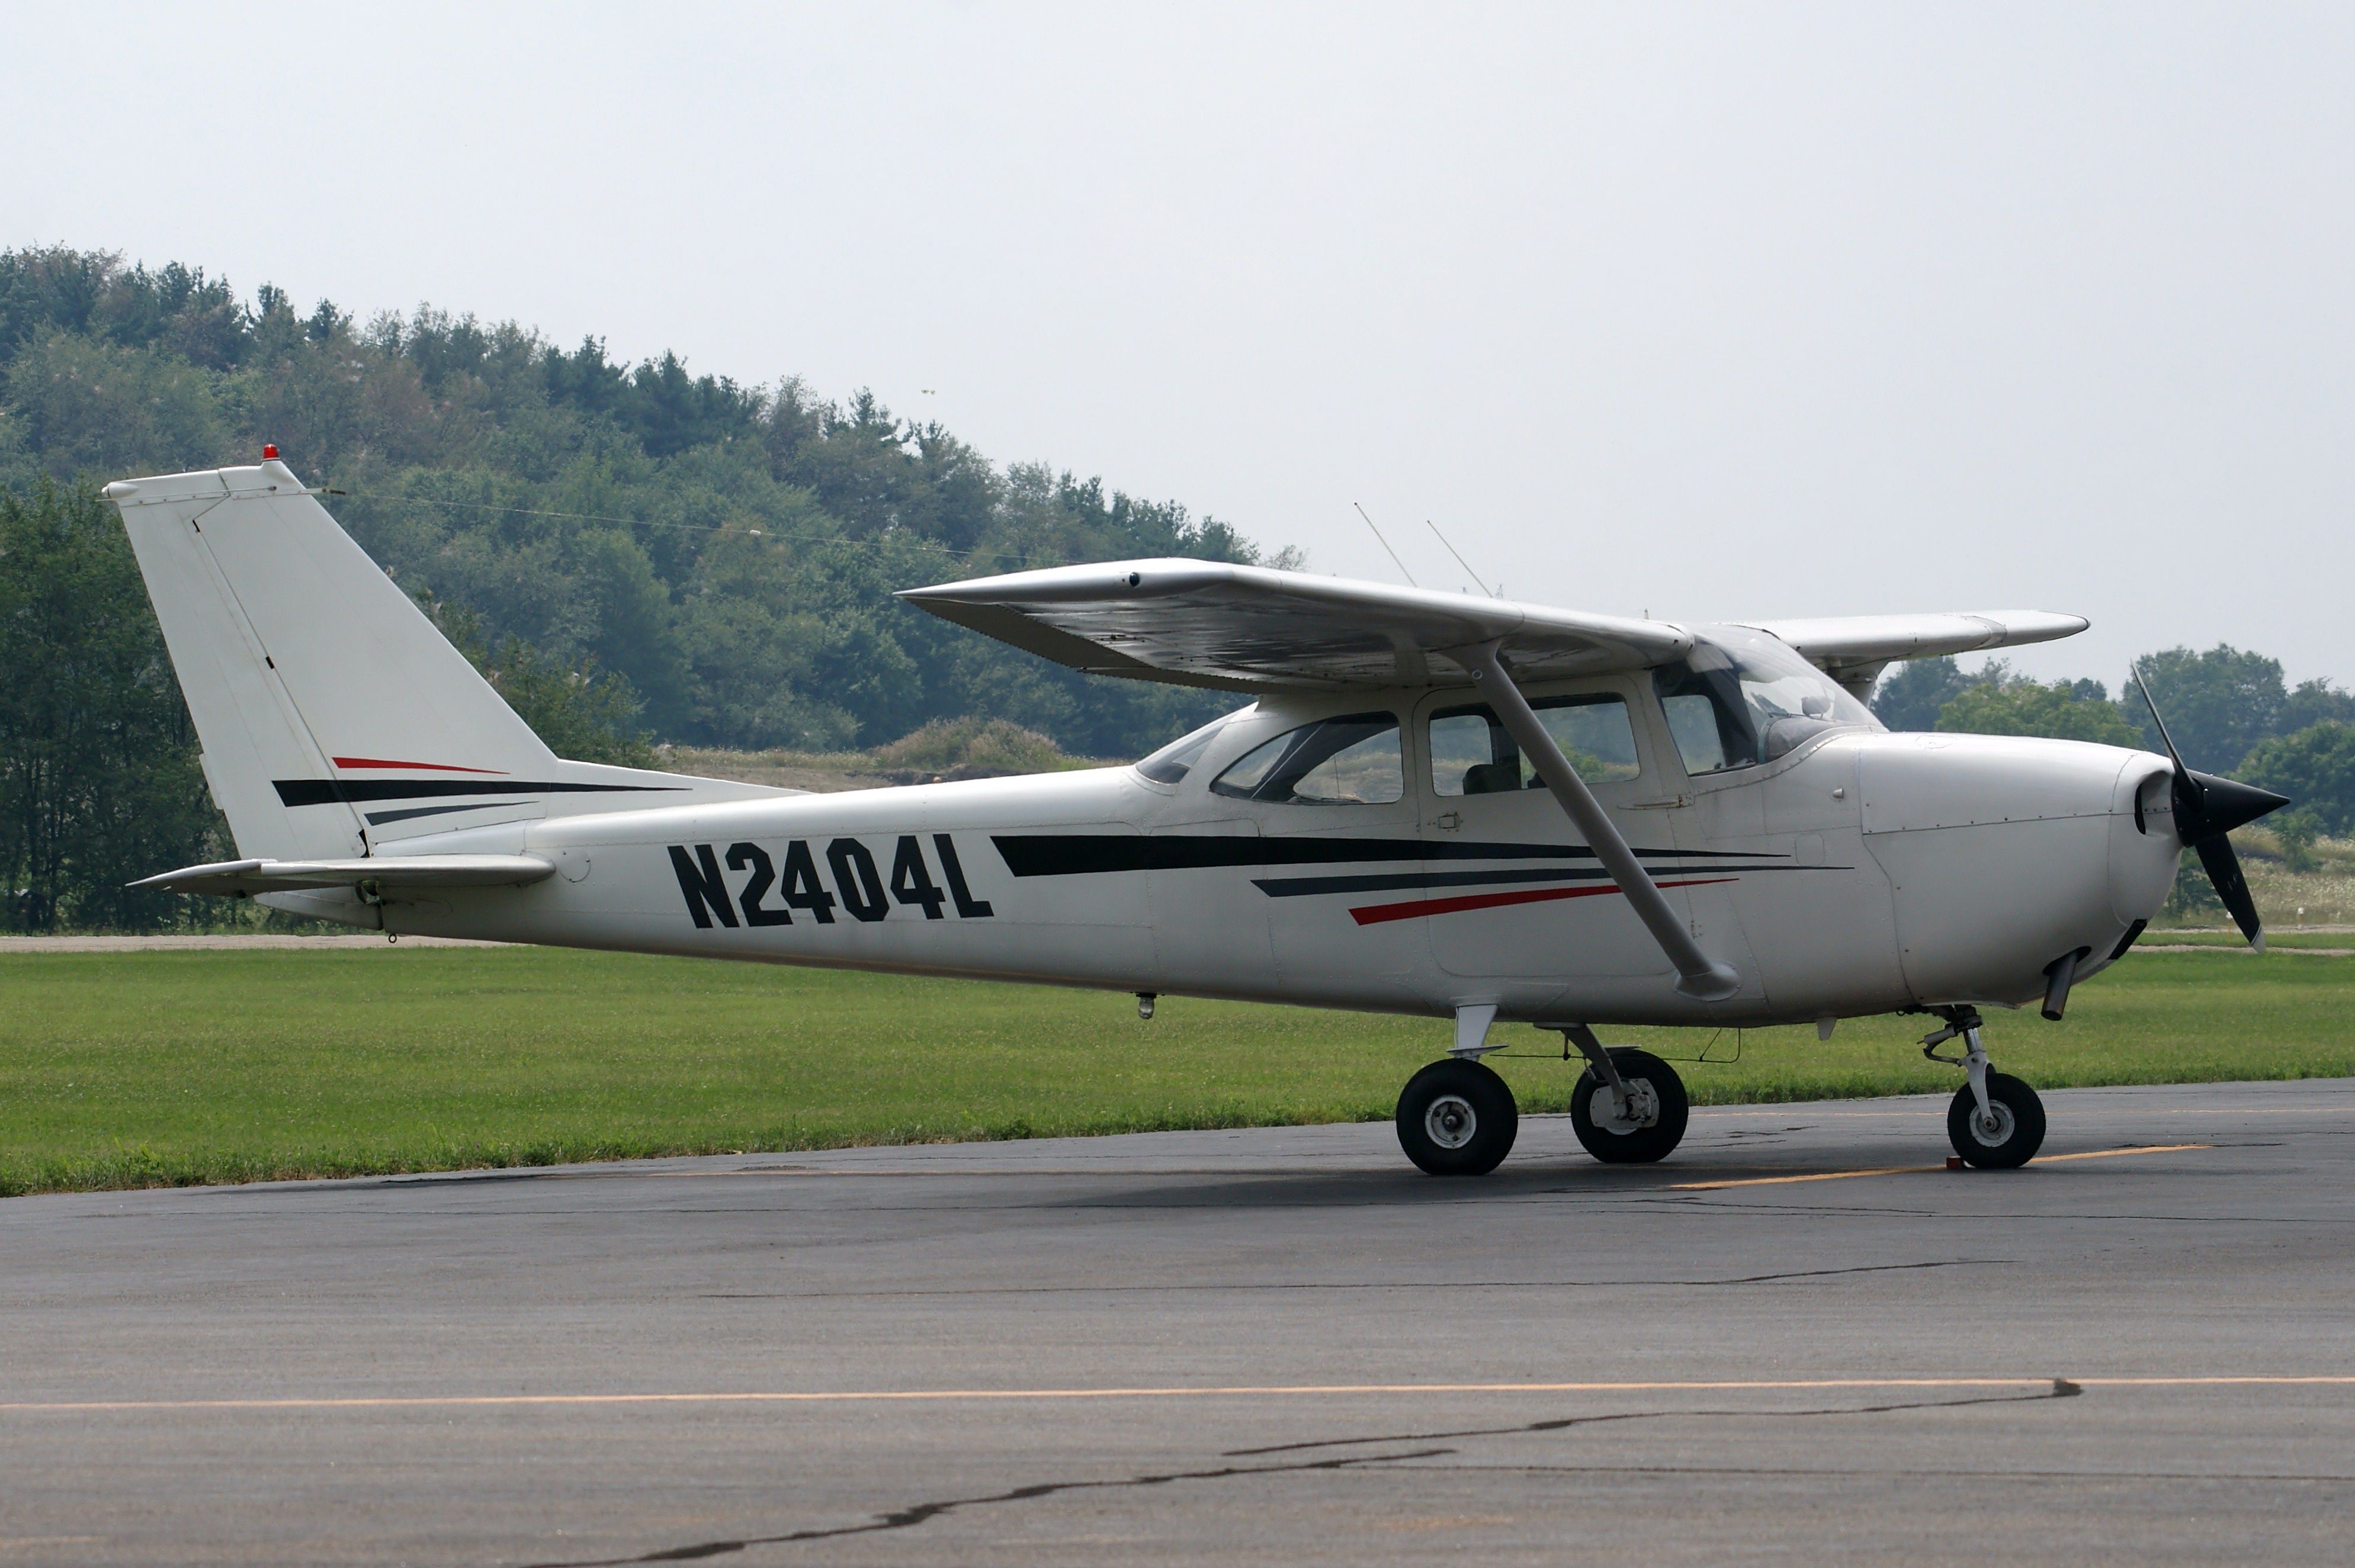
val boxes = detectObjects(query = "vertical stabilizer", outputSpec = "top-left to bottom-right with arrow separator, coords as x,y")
106,457 -> 774,863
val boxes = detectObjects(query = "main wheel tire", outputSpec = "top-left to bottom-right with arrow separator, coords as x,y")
1568,1048 -> 1689,1164
1947,1073 -> 2046,1168
1395,1058 -> 1519,1176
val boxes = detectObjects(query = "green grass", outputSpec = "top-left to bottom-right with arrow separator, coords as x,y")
4,947 -> 2351,1196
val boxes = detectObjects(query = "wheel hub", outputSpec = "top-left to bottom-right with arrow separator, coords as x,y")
1424,1094 -> 1478,1150
1590,1078 -> 1660,1135
1971,1100 -> 2017,1147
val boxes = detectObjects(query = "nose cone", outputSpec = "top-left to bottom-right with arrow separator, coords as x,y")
2174,769 -> 2289,844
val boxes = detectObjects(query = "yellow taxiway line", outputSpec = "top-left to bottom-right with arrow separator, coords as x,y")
1667,1143 -> 2210,1190
2,1373 -> 2351,1415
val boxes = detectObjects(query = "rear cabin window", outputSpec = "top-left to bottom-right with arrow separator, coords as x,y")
1134,715 -> 1233,785
1210,713 -> 1404,804
1429,693 -> 1641,796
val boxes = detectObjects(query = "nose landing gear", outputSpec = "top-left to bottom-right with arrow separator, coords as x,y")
1921,1007 -> 2047,1168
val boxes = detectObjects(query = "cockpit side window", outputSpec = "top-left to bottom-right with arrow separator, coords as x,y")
1654,660 -> 1757,775
1654,629 -> 1881,776
1210,712 -> 1404,804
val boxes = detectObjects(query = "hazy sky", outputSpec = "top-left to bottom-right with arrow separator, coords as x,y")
12,2 -> 2352,686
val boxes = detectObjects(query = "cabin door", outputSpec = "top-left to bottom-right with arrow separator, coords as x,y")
1414,682 -> 1675,982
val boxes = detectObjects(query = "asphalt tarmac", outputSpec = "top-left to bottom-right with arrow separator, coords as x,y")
5,1078 -> 2353,1566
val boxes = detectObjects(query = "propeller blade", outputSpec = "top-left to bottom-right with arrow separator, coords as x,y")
2134,662 -> 2287,950
2196,834 -> 2266,952
2132,662 -> 2192,775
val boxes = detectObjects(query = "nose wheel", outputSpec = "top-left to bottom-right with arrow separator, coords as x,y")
1947,1073 -> 2046,1168
1395,1057 -> 1519,1175
1922,1007 -> 2048,1168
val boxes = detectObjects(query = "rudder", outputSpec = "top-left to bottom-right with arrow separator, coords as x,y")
107,458 -> 564,859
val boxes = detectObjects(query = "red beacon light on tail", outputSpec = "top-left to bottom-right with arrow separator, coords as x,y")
261,444 -> 279,460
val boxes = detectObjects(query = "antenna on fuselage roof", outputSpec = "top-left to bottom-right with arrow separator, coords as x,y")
1425,519 -> 1499,598
1352,502 -> 1418,587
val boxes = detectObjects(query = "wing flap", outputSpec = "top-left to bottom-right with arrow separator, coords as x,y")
899,560 -> 1690,690
133,854 -> 556,896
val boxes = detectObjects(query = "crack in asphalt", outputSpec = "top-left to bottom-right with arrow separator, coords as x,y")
518,1447 -> 1455,1566
1389,1460 -> 2355,1484
1221,1378 -> 2082,1455
521,1381 -> 2087,1563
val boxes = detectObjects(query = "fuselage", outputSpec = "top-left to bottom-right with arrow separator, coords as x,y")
304,682 -> 2183,1031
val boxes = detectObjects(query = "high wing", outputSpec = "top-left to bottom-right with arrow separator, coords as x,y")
1741,611 -> 2091,695
899,559 -> 2087,693
897,559 -> 1690,690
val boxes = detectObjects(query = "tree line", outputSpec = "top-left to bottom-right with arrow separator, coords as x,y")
0,246 -> 1295,929
0,246 -> 1285,757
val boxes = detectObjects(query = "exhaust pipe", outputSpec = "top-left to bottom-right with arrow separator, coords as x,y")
2042,948 -> 2087,1021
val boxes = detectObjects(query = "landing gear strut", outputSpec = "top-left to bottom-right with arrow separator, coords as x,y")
1921,1007 -> 2046,1168
1561,1024 -> 1690,1164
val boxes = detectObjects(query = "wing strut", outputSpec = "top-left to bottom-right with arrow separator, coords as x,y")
1452,641 -> 1740,1003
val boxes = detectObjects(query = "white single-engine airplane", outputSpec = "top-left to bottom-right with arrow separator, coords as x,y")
108,455 -> 2288,1175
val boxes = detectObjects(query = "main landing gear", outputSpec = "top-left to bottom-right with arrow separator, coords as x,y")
1564,1032 -> 1690,1165
1396,1057 -> 1519,1175
1921,1007 -> 2046,1168
1393,1023 -> 1692,1175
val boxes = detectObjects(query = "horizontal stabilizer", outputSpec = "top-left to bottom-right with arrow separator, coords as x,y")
132,855 -> 556,897
899,559 -> 1690,690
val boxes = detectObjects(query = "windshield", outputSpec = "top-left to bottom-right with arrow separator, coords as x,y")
1654,629 -> 1879,774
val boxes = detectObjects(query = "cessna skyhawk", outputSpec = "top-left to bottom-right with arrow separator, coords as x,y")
107,456 -> 2287,1175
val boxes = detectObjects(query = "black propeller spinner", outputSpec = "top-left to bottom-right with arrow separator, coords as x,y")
2133,665 -> 2289,949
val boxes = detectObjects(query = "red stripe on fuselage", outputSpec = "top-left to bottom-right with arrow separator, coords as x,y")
1349,877 -> 1738,926
331,758 -> 508,774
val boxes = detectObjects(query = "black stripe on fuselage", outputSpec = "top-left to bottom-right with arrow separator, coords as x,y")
275,779 -> 686,807
992,834 -> 1781,877
1254,863 -> 1841,898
